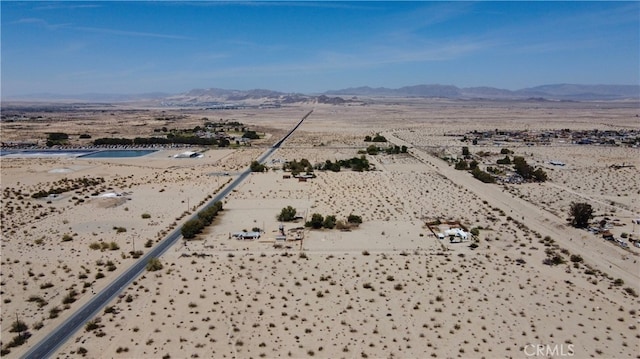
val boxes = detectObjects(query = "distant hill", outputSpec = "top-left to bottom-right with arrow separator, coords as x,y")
4,83 -> 638,104
326,84 -> 640,101
2,92 -> 170,102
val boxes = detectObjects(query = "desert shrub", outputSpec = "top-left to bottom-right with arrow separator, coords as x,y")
335,220 -> 349,230
623,287 -> 638,297
5,334 -> 28,349
9,320 -> 28,333
141,213 -> 151,219
49,306 -> 61,318
40,282 -> 54,289
108,242 -> 119,250
543,254 -> 565,266
85,320 -> 100,332
146,257 -> 163,272
89,242 -> 101,250
144,239 -> 153,248
569,254 -> 583,263
62,290 -> 78,304
62,233 -> 73,242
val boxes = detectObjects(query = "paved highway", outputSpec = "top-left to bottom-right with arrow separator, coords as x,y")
21,110 -> 312,359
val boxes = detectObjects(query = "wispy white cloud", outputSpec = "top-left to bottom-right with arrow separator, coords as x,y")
34,3 -> 102,11
11,17 -> 190,40
73,26 -> 192,40
11,17 -> 70,30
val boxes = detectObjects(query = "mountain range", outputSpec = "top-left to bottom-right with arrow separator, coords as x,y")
4,84 -> 639,103
324,84 -> 640,101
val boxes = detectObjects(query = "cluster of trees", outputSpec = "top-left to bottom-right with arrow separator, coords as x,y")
512,156 -> 548,182
471,167 -> 495,183
454,159 -> 479,171
362,144 -> 406,156
317,156 -> 371,172
282,156 -> 372,173
181,201 -> 224,239
284,159 -> 313,175
364,133 -> 387,142
305,213 -> 362,229
455,158 -> 495,183
93,136 -> 225,147
277,206 -> 362,230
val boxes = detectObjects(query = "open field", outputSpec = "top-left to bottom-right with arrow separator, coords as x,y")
1,99 -> 639,358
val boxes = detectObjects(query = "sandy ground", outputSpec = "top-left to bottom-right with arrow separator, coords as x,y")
1,99 -> 639,358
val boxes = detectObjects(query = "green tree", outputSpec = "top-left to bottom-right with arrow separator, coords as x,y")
471,167 -> 495,183
513,156 -> 534,179
454,159 -> 469,170
242,131 -> 260,139
462,146 -> 470,157
250,161 -> 266,172
372,133 -> 387,142
181,218 -> 204,239
323,215 -> 337,229
532,168 -> 548,182
347,214 -> 363,225
277,206 -> 297,222
366,145 -> 379,155
307,213 -> 324,229
569,202 -> 593,228
496,156 -> 511,165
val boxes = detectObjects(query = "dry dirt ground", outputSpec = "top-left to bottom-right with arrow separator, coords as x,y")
1,99 -> 639,358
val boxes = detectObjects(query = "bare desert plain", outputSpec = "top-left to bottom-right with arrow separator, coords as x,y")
1,98 -> 639,359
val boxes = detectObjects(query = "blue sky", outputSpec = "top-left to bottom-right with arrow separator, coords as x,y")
2,1 -> 638,96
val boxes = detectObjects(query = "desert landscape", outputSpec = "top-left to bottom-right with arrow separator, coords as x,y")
1,98 -> 639,359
